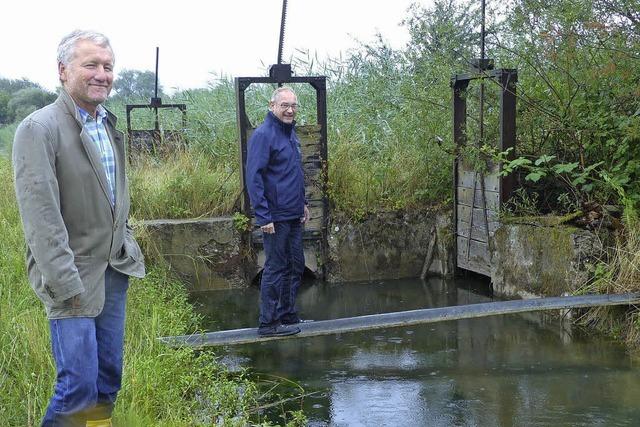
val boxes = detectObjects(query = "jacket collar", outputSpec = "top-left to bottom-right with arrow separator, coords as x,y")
56,88 -> 118,128
267,110 -> 295,132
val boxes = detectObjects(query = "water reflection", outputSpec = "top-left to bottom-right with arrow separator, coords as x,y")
191,277 -> 640,426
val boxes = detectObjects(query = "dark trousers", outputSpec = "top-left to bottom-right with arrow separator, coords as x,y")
259,219 -> 305,326
42,267 -> 129,427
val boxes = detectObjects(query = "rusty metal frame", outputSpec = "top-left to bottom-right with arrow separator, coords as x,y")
235,66 -> 328,278
452,68 -> 517,276
125,48 -> 187,153
126,99 -> 187,152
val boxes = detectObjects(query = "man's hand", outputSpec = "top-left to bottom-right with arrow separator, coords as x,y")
65,294 -> 81,309
301,205 -> 310,224
261,222 -> 275,234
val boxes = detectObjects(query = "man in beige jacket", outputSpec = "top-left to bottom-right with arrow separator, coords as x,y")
13,30 -> 145,427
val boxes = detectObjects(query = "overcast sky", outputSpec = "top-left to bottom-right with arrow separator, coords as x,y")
1,0 -> 433,93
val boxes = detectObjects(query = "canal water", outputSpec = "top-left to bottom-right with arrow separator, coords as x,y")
191,277 -> 640,426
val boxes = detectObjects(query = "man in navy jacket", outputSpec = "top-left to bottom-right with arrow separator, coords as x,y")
246,86 -> 310,337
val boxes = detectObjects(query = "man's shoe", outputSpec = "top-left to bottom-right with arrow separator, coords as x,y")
282,318 -> 314,325
258,324 -> 301,337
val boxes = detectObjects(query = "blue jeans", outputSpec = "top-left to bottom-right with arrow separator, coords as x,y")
259,219 -> 305,326
42,267 -> 129,427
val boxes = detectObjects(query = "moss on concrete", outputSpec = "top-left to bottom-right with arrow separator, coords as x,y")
491,223 -> 601,298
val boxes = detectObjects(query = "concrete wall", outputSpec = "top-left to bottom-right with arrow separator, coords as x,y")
141,210 -> 454,290
141,218 -> 252,291
141,213 -> 604,296
490,222 -> 606,299
327,210 -> 454,282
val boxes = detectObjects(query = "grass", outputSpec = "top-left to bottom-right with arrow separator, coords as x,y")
575,213 -> 640,352
0,156 -> 306,426
0,123 -> 18,156
128,149 -> 241,219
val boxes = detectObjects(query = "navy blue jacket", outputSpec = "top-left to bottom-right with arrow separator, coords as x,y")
246,111 -> 306,226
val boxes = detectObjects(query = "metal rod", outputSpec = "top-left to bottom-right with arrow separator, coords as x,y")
159,293 -> 640,347
154,47 -> 159,99
481,0 -> 486,61
477,0 -> 490,252
154,47 -> 159,132
479,0 -> 486,140
277,0 -> 288,64
465,172 -> 477,262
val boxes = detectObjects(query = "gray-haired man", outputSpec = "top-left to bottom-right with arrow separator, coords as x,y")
13,29 -> 145,427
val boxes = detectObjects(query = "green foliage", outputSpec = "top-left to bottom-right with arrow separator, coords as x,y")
7,87 -> 56,122
112,69 -> 164,101
0,77 -> 39,93
115,268 -> 261,425
502,187 -> 541,216
577,213 -> 640,350
232,212 -> 251,232
501,151 -> 603,190
128,149 -> 240,219
0,91 -> 10,124
493,0 -> 640,212
0,78 -> 56,124
0,122 -> 18,156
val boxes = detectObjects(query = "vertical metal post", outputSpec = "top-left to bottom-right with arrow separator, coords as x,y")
452,79 -> 469,147
452,78 -> 469,269
235,79 -> 251,215
499,70 -> 518,203
312,79 -> 328,279
154,47 -> 160,134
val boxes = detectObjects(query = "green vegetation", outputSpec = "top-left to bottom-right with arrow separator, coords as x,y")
577,219 -> 640,351
2,0 -> 640,421
128,150 -> 240,219
0,78 -> 57,127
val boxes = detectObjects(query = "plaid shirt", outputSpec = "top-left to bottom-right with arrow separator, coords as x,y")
78,105 -> 116,206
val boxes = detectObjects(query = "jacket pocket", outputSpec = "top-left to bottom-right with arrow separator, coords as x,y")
123,232 -> 143,262
275,182 -> 301,211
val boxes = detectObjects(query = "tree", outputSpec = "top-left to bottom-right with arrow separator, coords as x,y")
113,69 -> 164,100
0,78 -> 56,124
0,77 -> 38,94
6,87 -> 56,123
0,91 -> 11,125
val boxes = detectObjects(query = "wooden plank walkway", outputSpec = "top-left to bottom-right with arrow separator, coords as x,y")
158,293 -> 640,348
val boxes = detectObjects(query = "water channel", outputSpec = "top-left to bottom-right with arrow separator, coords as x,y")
191,276 -> 640,426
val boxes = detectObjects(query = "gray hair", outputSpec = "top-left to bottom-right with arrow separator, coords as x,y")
57,29 -> 114,66
270,86 -> 296,103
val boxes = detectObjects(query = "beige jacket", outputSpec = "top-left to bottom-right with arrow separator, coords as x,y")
12,89 -> 145,319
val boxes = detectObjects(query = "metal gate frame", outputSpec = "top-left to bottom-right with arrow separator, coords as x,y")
126,98 -> 187,154
235,65 -> 329,279
452,68 -> 517,276
125,47 -> 187,154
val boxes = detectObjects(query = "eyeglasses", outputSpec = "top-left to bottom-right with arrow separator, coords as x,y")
278,103 -> 300,111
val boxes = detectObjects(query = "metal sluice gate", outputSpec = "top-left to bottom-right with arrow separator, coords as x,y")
235,64 -> 329,280
126,47 -> 187,156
